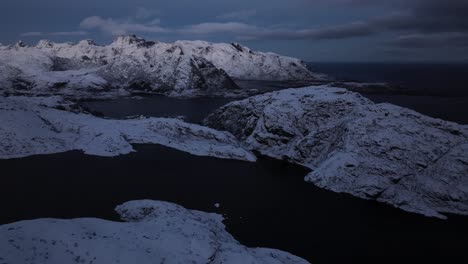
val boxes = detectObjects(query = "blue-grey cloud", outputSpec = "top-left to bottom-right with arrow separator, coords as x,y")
180,22 -> 260,35
388,33 -> 468,48
215,10 -> 257,21
373,1 -> 468,33
248,0 -> 468,45
4,0 -> 468,61
21,31 -> 88,37
20,32 -> 43,37
25,0 -> 468,46
79,16 -> 167,36
238,22 -> 375,40
135,7 -> 160,20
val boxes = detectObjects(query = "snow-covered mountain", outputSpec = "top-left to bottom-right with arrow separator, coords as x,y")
0,200 -> 309,264
0,36 -> 321,98
204,86 -> 468,219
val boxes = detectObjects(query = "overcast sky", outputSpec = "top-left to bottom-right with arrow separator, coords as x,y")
1,0 -> 468,62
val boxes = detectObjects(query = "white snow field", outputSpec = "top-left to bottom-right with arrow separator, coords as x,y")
0,200 -> 309,264
0,95 -> 255,161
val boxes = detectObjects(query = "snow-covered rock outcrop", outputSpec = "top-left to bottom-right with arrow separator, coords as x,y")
0,95 -> 255,161
0,200 -> 309,264
204,86 -> 468,219
0,36 -> 320,98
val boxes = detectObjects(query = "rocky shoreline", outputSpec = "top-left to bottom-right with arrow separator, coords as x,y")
1,84 -> 467,219
1,35 -> 467,264
204,86 -> 468,219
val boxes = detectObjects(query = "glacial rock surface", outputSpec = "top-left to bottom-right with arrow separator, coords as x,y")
0,200 -> 309,264
0,95 -> 255,161
0,36 -> 320,98
204,86 -> 468,218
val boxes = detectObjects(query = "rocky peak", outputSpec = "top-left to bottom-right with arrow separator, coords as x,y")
112,35 -> 156,48
36,40 -> 54,48
14,41 -> 27,48
231,42 -> 245,52
77,39 -> 97,46
0,35 -> 323,97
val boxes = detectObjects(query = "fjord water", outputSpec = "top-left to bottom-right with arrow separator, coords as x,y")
83,63 -> 468,124
308,62 -> 468,95
1,145 -> 468,263
79,80 -> 314,124
81,96 -> 233,123
2,65 -> 468,263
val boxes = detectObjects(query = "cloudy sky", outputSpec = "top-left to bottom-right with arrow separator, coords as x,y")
1,0 -> 468,62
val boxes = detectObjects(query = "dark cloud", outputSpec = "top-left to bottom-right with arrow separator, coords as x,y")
374,0 -> 468,33
181,22 -> 259,35
269,0 -> 468,45
20,0 -> 468,46
388,33 -> 468,49
216,0 -> 468,42
239,22 -> 375,40
7,0 -> 468,61
301,22 -> 375,39
374,0 -> 468,49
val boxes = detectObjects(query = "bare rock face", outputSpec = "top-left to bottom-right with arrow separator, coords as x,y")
204,86 -> 468,219
0,36 -> 321,98
0,200 -> 309,264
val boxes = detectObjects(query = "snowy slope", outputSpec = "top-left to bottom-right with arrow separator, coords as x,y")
0,36 -> 321,98
0,95 -> 255,161
204,86 -> 468,219
173,40 -> 321,81
0,200 -> 309,264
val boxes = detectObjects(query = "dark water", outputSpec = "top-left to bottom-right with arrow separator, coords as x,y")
308,62 -> 468,96
80,80 -> 319,123
3,66 -> 468,263
81,91 -> 468,125
366,94 -> 468,124
81,96 -> 233,123
83,64 -> 468,124
1,144 -> 467,263
308,62 -> 468,124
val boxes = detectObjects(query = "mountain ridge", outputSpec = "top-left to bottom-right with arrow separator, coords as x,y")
0,35 -> 322,98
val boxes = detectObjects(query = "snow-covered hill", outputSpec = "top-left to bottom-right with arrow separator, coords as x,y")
204,86 -> 468,219
0,95 -> 255,161
0,200 -> 309,264
0,36 -> 321,98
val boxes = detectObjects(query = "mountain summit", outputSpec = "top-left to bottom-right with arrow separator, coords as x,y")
0,35 -> 321,98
